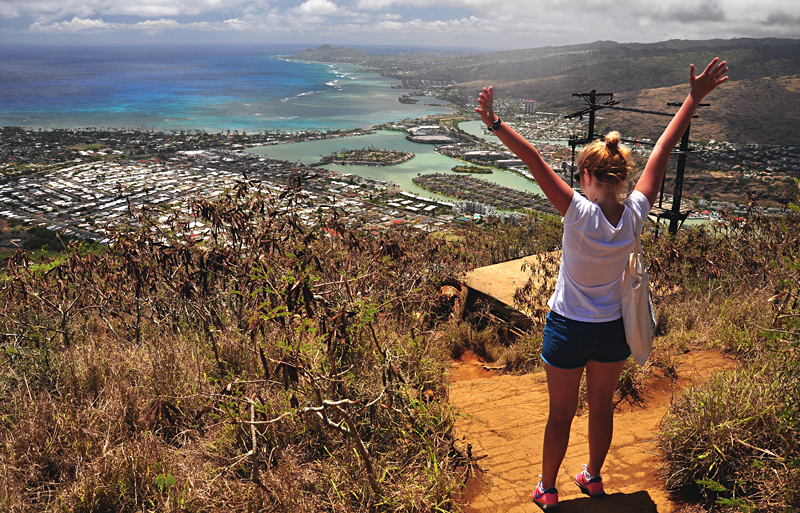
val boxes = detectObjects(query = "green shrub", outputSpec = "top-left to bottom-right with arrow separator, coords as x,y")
658,226 -> 800,512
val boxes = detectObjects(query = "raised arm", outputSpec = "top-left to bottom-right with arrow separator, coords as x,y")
635,57 -> 729,206
475,86 -> 574,215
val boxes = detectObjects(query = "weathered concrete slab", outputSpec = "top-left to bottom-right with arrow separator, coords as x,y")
461,252 -> 561,326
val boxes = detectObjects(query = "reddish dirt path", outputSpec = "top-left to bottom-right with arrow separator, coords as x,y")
449,350 -> 735,512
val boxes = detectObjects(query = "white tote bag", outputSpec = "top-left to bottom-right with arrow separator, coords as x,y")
621,235 -> 656,366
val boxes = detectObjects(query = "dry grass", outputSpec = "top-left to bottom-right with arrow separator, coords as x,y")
658,361 -> 799,512
0,179 -> 499,512
0,177 -> 798,512
649,208 -> 800,512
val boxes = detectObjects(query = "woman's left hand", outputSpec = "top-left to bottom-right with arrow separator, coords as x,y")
475,86 -> 498,127
689,57 -> 728,102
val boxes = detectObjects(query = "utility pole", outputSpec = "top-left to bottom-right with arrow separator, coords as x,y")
565,90 -> 615,188
565,93 -> 708,235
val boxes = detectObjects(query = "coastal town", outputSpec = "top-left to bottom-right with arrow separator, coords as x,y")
696,140 -> 799,181
1,104 -> 798,252
0,131 -> 455,249
413,173 -> 559,215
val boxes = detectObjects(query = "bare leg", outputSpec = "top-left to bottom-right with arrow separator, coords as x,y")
584,359 -> 627,477
541,362 -> 584,489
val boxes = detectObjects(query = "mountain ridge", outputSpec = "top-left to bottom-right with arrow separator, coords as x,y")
289,39 -> 800,144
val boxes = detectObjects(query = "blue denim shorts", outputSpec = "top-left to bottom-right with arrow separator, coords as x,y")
542,311 -> 631,370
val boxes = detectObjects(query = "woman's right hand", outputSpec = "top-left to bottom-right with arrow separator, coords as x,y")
475,86 -> 498,127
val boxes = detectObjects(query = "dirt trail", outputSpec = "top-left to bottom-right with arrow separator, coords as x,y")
449,350 -> 735,512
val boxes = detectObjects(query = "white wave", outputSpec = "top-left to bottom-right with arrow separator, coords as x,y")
282,89 -> 329,102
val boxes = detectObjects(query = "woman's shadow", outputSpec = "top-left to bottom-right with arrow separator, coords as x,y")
541,490 -> 659,512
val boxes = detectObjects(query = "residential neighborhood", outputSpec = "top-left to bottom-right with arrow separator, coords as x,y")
1,118 -> 797,253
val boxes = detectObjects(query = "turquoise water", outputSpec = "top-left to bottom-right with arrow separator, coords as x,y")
249,130 -> 546,201
252,126 -> 709,229
0,45 -> 453,132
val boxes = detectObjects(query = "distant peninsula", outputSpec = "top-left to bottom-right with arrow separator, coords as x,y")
285,44 -> 372,63
452,165 -> 492,174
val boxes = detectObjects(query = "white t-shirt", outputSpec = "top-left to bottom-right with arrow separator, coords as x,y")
547,190 -> 651,322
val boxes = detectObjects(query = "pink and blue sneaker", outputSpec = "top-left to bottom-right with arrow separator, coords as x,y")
574,464 -> 605,497
532,480 -> 559,510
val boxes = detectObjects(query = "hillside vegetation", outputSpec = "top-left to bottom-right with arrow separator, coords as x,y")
0,178 -> 562,511
1,174 -> 799,511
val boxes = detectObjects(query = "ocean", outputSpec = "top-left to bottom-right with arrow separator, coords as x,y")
0,44 -> 453,133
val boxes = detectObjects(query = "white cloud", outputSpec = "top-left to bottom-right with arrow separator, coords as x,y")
223,17 -> 250,30
294,0 -> 338,15
27,16 -> 111,32
4,0 -> 800,48
372,16 -> 481,34
1,0 -> 258,19
25,16 -> 202,34
131,18 -> 180,33
241,0 -> 271,15
354,0 -> 397,8
356,0 -> 490,7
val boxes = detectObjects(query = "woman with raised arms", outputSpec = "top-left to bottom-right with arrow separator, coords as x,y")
475,57 -> 728,510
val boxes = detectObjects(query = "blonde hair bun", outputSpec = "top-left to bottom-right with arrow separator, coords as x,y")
577,131 -> 632,186
604,131 -> 621,148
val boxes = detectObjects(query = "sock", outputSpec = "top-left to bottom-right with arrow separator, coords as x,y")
584,468 -> 600,481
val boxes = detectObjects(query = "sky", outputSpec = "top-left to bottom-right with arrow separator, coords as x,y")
1,0 -> 799,50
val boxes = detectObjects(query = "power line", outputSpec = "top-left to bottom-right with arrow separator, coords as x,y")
564,91 -> 711,235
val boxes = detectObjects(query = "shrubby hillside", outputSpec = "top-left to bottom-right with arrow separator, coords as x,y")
0,177 -> 562,511
1,173 -> 798,511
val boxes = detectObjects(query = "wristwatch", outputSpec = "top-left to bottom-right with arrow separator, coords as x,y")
487,117 -> 502,132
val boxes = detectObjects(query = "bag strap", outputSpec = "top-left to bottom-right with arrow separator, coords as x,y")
631,232 -> 644,279
633,232 -> 642,258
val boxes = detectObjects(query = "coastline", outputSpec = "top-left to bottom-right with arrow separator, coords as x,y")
247,130 -> 548,203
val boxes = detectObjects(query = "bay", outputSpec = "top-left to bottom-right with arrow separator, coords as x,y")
249,130 -> 546,201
